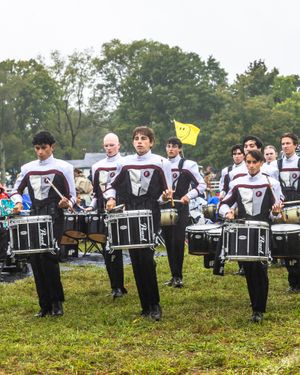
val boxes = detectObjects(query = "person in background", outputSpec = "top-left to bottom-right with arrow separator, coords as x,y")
88,133 -> 127,299
264,145 -> 278,166
162,137 -> 206,288
278,133 -> 300,292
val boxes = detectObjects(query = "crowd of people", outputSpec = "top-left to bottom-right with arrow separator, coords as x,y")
1,129 -> 300,324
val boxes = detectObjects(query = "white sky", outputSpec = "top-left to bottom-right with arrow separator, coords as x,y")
1,0 -> 299,82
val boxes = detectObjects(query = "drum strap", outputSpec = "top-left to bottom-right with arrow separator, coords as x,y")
172,158 -> 186,190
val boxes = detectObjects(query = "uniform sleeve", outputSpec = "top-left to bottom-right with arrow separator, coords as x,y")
218,185 -> 238,218
64,164 -> 77,205
219,167 -> 227,192
186,161 -> 207,200
10,166 -> 27,205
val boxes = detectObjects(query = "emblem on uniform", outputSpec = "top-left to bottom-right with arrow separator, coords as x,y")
144,171 -> 150,177
110,172 -> 115,178
256,191 -> 262,197
173,173 -> 178,179
292,173 -> 298,179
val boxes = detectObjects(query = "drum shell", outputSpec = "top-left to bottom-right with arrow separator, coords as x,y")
271,224 -> 300,258
186,224 -> 221,256
8,215 -> 54,254
207,228 -> 222,255
224,221 -> 270,262
106,210 -> 154,250
86,213 -> 107,243
63,212 -> 87,239
203,204 -> 217,221
160,209 -> 178,226
282,206 -> 300,224
0,220 -> 9,260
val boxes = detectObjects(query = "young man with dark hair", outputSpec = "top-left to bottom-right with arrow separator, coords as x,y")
105,126 -> 173,321
219,144 -> 245,199
11,131 -> 76,317
162,137 -> 206,288
278,132 -> 300,292
219,150 -> 282,323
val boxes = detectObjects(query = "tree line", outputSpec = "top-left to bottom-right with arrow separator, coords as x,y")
1,39 -> 299,184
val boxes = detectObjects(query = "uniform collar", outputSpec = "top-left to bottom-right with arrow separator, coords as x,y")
247,170 -> 263,181
136,150 -> 152,161
169,155 -> 181,164
38,154 -> 54,166
284,153 -> 297,162
106,153 -> 120,163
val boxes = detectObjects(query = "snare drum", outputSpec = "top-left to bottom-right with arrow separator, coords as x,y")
222,220 -> 270,262
63,212 -> 88,239
186,223 -> 222,256
282,206 -> 300,224
207,226 -> 222,254
8,215 -> 54,255
271,224 -> 300,258
160,209 -> 178,226
106,210 -> 154,250
86,212 -> 106,243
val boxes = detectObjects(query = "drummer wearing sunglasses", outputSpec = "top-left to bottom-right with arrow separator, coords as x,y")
219,150 -> 283,323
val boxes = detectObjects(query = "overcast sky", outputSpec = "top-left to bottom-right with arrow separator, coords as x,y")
1,0 -> 299,82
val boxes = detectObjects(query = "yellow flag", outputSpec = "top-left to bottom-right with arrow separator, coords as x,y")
174,120 -> 200,146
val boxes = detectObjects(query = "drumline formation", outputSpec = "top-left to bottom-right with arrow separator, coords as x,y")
2,129 -> 300,324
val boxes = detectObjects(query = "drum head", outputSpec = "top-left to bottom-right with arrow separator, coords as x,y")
271,223 -> 300,233
186,223 -> 221,233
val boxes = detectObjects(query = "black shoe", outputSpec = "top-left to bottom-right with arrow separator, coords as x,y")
112,288 -> 124,299
250,311 -> 263,323
34,308 -> 51,318
164,278 -> 174,286
52,301 -> 64,316
172,277 -> 183,288
140,309 -> 150,317
287,286 -> 300,293
121,287 -> 128,294
149,304 -> 162,321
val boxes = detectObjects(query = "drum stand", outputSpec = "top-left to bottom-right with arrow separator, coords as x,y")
82,239 -> 103,256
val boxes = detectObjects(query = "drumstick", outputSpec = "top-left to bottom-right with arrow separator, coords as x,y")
44,177 -> 74,212
282,200 -> 300,205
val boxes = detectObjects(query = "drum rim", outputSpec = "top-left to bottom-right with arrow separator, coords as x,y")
271,223 -> 300,233
8,215 -> 53,224
107,209 -> 152,218
226,220 -> 269,229
186,223 -> 221,232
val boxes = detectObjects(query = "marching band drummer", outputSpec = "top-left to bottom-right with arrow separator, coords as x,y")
219,150 -> 283,323
87,133 -> 127,299
278,132 -> 300,293
11,131 -> 76,317
105,126 -> 173,321
162,137 -> 206,288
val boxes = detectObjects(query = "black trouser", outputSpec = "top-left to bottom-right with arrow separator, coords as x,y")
104,247 -> 125,291
243,261 -> 268,313
129,247 -> 159,311
30,211 -> 64,310
285,259 -> 300,288
162,208 -> 189,279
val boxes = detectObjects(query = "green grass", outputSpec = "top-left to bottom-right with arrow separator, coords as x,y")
1,251 -> 300,374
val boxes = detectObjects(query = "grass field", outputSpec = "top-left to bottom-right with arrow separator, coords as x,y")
1,250 -> 300,374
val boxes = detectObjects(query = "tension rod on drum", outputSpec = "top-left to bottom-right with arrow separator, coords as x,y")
44,177 -> 75,212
